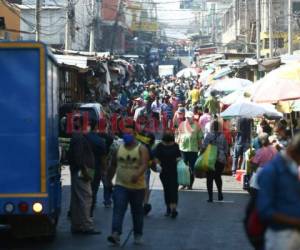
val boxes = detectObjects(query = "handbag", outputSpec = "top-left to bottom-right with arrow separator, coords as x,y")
177,160 -> 191,186
195,144 -> 218,172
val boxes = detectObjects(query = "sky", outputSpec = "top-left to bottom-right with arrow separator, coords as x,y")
153,0 -> 194,39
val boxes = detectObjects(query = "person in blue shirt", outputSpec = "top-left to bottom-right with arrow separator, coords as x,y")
257,133 -> 300,250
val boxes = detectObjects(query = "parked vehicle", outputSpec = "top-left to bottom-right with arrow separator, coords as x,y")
0,42 -> 61,239
59,102 -> 105,164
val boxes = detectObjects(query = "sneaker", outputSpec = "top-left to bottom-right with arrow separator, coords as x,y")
134,235 -> 144,245
71,229 -> 101,235
107,232 -> 120,246
104,203 -> 112,208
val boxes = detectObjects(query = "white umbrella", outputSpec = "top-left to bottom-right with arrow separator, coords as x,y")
220,100 -> 282,118
221,90 -> 246,105
212,78 -> 252,92
221,83 -> 257,105
176,67 -> 198,78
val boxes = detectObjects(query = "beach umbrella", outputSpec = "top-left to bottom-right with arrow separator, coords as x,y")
252,62 -> 300,103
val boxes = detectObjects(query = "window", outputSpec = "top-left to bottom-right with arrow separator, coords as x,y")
293,2 -> 300,14
264,38 -> 269,49
276,38 -> 284,48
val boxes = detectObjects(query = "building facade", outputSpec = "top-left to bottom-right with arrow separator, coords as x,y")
221,0 -> 256,53
221,0 -> 300,56
0,0 -> 20,40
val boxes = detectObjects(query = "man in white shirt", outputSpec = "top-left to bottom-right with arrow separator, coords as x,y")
151,96 -> 162,130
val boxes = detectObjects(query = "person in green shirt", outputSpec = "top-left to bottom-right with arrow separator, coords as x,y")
177,111 -> 203,189
204,90 -> 220,116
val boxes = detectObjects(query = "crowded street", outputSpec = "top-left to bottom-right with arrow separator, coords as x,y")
2,0 -> 300,249
2,168 -> 252,250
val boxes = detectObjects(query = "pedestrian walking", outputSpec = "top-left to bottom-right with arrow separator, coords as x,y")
232,117 -> 252,176
107,124 -> 149,246
198,108 -> 211,134
203,90 -> 220,116
201,119 -> 228,202
153,131 -> 181,218
177,111 -> 203,189
257,133 -> 300,250
68,115 -> 100,235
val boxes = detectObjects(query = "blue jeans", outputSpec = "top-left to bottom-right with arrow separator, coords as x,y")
232,143 -> 250,173
103,176 -> 113,206
112,185 -> 145,235
91,173 -> 112,214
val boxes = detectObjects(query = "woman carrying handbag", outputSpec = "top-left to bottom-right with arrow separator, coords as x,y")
201,119 -> 228,202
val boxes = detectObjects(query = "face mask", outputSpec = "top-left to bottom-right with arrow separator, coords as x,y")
123,133 -> 134,145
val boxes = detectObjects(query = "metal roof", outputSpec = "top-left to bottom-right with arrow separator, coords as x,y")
54,54 -> 88,70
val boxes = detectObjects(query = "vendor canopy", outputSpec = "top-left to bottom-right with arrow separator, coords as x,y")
252,62 -> 300,103
176,67 -> 198,78
220,100 -> 282,119
212,78 -> 252,93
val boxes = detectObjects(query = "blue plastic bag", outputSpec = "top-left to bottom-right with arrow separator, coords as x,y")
177,160 -> 191,186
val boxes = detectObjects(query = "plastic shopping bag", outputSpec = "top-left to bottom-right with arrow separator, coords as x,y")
195,144 -> 217,172
177,160 -> 191,186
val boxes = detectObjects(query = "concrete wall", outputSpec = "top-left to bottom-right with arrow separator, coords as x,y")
20,7 -> 65,45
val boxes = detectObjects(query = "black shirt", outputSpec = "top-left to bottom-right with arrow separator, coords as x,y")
154,142 -> 181,176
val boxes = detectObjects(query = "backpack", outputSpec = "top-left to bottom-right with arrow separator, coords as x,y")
244,193 -> 266,249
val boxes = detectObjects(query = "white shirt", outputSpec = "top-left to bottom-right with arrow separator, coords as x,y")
151,101 -> 162,113
134,106 -> 146,122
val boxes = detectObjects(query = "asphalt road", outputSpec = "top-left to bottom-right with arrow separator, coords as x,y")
1,167 -> 252,250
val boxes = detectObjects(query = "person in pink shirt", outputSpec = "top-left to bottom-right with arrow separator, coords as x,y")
251,133 -> 277,168
250,133 -> 278,191
171,94 -> 180,111
198,108 -> 211,132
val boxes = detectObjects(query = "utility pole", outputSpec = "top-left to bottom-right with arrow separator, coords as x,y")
65,0 -> 72,50
95,0 -> 101,51
245,0 -> 249,53
35,0 -> 41,41
110,0 -> 122,55
288,0 -> 293,55
212,3 -> 216,45
256,0 -> 261,60
269,0 -> 273,58
89,0 -> 95,52
234,0 -> 238,40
